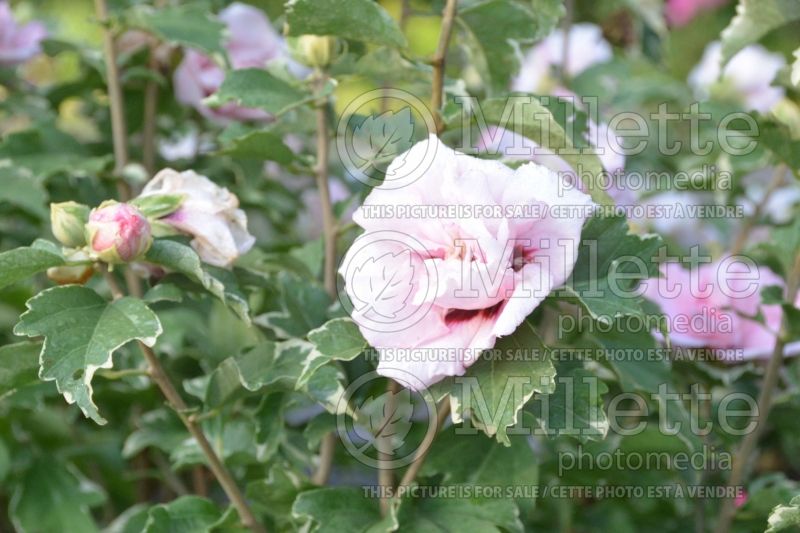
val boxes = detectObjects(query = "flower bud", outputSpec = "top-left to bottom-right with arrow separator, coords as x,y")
289,35 -> 339,68
50,201 -> 90,248
86,201 -> 153,263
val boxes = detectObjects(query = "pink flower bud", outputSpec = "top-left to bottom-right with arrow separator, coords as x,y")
86,202 -> 152,263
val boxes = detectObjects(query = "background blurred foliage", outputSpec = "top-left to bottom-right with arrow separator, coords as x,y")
1,0 -> 800,532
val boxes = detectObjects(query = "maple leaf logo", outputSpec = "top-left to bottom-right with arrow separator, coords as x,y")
355,387 -> 414,456
351,107 -> 414,175
349,248 -> 416,320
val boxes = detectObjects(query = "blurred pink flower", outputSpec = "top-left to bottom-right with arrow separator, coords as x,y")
665,0 -> 727,27
477,121 -> 627,203
86,202 -> 152,263
689,41 -> 785,112
0,1 -> 46,67
173,2 -> 286,122
339,135 -> 593,387
734,490 -> 748,508
513,23 -> 612,93
643,257 -> 799,360
297,179 -> 354,240
139,168 -> 255,268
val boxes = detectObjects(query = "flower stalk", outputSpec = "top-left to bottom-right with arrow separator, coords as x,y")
101,266 -> 266,532
310,69 -> 338,486
430,0 -> 458,134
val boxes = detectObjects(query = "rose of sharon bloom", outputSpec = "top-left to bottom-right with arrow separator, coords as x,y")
665,0 -> 727,27
173,3 -> 287,121
86,202 -> 152,263
0,1 -> 47,67
642,258 -> 800,360
689,41 -> 785,113
340,136 -> 594,387
512,23 -> 612,93
139,169 -> 255,268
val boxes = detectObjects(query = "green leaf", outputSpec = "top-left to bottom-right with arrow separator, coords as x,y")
285,0 -> 407,48
303,317 -> 367,383
0,127 -> 111,179
590,316 -> 671,394
395,491 -> 523,532
423,427 -> 538,498
450,321 -> 556,445
0,242 -> 65,290
131,4 -> 226,57
460,0 -> 561,92
145,239 -> 250,324
530,366 -> 609,442
720,0 -> 800,64
755,217 -> 800,279
209,69 -> 309,116
257,272 -> 330,338
292,487 -> 397,533
0,341 -> 41,398
123,409 -> 186,458
217,130 -> 296,164
144,496 -> 222,533
749,118 -> 800,175
766,495 -> 800,533
14,286 -> 162,424
0,167 -> 48,218
105,504 -> 150,533
562,214 -> 662,320
470,96 -> 611,205
10,459 -> 104,533
248,464 -> 307,529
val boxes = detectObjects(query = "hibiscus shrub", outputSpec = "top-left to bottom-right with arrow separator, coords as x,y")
1,0 -> 800,532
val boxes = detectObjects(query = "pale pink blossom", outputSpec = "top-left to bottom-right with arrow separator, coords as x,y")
173,2 -> 286,122
139,168 -> 255,268
689,41 -> 785,113
339,136 -> 594,387
643,257 -> 799,360
0,1 -> 47,67
665,0 -> 727,27
512,23 -> 612,93
86,202 -> 152,263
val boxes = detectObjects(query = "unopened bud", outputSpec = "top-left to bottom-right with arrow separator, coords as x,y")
289,35 -> 340,68
86,201 -> 152,263
50,201 -> 89,248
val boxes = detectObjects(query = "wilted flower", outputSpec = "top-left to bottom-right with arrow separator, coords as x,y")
665,0 -> 727,27
512,23 -> 612,93
50,201 -> 90,248
139,169 -> 255,268
173,2 -> 289,121
339,136 -> 593,388
47,251 -> 93,285
689,41 -> 785,112
86,202 -> 152,263
0,1 -> 47,67
642,257 -> 800,360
